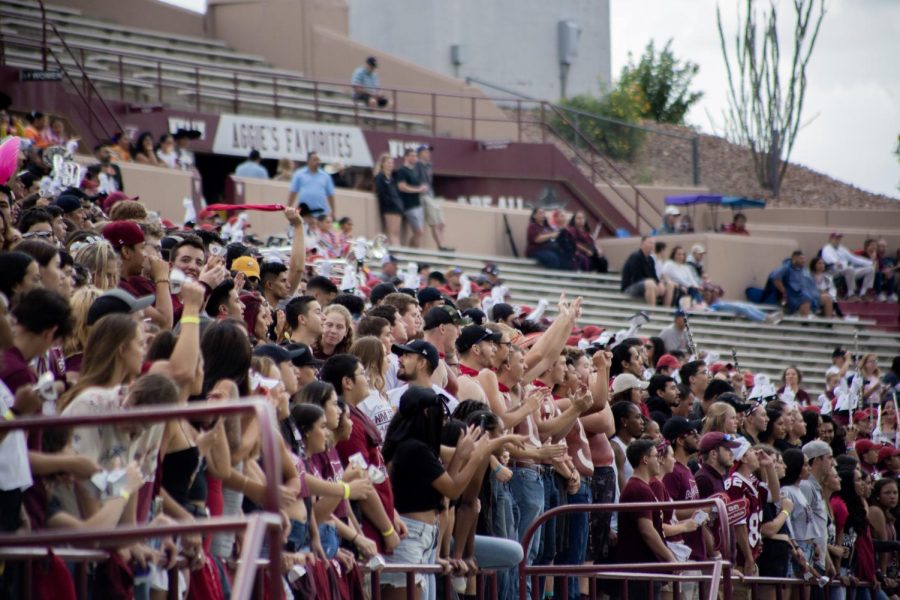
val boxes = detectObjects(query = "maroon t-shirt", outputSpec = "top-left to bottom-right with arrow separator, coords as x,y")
0,346 -> 37,394
309,448 -> 349,519
694,463 -> 726,499
335,405 -> 395,553
120,275 -> 156,299
663,461 -> 706,560
617,476 -> 665,564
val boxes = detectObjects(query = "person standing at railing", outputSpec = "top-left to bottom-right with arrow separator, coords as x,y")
287,151 -> 336,217
415,144 -> 453,252
351,56 -> 390,108
234,149 -> 269,180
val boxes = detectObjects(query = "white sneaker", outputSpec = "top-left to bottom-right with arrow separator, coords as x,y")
764,310 -> 784,325
877,293 -> 888,302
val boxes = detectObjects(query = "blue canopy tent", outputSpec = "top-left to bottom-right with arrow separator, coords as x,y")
718,196 -> 766,230
663,195 -> 723,232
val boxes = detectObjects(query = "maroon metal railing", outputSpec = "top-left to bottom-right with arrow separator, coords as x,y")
0,400 -> 284,600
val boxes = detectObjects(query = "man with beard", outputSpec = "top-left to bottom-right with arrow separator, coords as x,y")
662,417 -> 706,564
284,295 -> 323,347
423,305 -> 470,391
387,339 -> 457,412
694,432 -> 740,499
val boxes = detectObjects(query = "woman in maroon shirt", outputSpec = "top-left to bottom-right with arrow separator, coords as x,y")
525,208 -> 571,270
832,467 -> 882,594
566,210 -> 608,273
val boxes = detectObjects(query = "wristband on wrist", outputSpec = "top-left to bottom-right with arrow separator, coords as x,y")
781,510 -> 790,519
342,481 -> 351,500
381,526 -> 395,538
181,315 -> 200,325
2,408 -> 15,421
154,279 -> 170,285
119,489 -> 131,501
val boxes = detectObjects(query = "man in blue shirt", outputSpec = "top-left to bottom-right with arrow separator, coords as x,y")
234,149 -> 269,180
771,250 -> 834,318
351,56 -> 390,108
287,151 -> 335,215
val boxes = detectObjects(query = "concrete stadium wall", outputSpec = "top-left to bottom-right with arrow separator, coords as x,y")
51,0 -> 208,37
346,0 -> 612,102
601,234 -> 799,301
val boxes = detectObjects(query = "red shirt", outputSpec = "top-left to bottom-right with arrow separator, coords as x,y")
725,471 -> 768,563
617,476 -> 665,563
831,496 -> 876,583
335,405 -> 395,553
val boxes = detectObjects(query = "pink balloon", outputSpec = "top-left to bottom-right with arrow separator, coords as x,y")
0,136 -> 20,184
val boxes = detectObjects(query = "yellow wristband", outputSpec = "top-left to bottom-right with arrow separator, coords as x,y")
781,510 -> 790,519
381,526 -> 394,538
181,315 -> 200,325
342,482 -> 351,500
119,490 -> 131,501
2,409 -> 14,421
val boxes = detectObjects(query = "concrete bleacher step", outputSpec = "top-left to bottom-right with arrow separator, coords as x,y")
385,246 -> 899,397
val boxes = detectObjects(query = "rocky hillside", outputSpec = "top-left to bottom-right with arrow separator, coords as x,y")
515,111 -> 899,210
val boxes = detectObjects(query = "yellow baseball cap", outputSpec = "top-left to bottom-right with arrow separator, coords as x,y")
231,256 -> 260,279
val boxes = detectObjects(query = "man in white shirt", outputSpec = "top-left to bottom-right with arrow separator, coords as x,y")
387,340 -> 458,413
820,232 -> 875,298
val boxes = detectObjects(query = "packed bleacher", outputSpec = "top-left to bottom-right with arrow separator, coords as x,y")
2,100 -> 900,600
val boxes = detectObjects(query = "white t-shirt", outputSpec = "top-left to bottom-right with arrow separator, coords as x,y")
357,388 -> 395,441
0,381 -> 33,491
388,383 -> 458,415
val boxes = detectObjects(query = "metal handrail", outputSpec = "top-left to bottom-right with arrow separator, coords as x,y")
519,497 -> 733,600
0,399 -> 284,600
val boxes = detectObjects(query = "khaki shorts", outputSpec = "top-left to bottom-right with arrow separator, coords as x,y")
421,194 -> 444,226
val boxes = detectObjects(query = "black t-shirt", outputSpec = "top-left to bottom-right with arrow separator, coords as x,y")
389,439 -> 445,513
374,173 -> 404,215
620,250 -> 658,291
394,165 -> 422,211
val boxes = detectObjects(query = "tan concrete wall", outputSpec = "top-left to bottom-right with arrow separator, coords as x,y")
597,184 -> 710,235
232,177 -> 532,255
702,207 -> 900,230
110,162 -> 197,223
601,233 -> 799,300
52,0 -> 208,37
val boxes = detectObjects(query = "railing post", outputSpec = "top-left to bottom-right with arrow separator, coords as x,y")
313,81 -> 320,122
272,76 -> 279,119
540,103 -> 547,143
431,93 -> 437,136
392,88 -> 398,131
635,189 -> 640,233
517,99 -> 522,143
574,112 -> 580,152
232,72 -> 239,113
470,96 -> 476,139
39,0 -> 47,70
118,55 -> 124,102
156,61 -> 162,104
195,67 -> 201,112
692,135 -> 701,186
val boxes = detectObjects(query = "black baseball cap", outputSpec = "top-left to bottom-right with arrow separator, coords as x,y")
462,308 -> 486,326
417,287 -> 444,307
87,289 -> 155,326
392,340 -> 439,371
253,344 -> 292,364
366,56 -> 378,68
282,342 -> 320,368
456,325 -> 502,354
716,392 -> 751,413
369,282 -> 397,305
661,416 -> 703,442
424,305 -> 473,331
490,303 -> 519,322
832,347 -> 847,358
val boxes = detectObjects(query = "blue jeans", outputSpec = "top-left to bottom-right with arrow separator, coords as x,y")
510,466 -> 545,599
711,300 -> 768,322
536,469 -> 562,594
529,247 -> 569,270
555,477 -> 592,600
318,522 -> 339,559
491,477 -> 518,600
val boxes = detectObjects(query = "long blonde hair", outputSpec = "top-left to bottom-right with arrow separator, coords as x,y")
702,402 -> 737,435
64,286 -> 103,357
350,336 -> 386,398
71,239 -> 119,290
373,152 -> 393,178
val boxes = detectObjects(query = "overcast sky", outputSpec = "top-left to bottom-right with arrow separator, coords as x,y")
166,0 -> 898,198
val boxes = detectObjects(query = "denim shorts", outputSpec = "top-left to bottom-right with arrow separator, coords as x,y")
382,516 -> 438,588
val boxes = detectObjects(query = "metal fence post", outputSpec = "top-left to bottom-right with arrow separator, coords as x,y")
692,136 -> 701,186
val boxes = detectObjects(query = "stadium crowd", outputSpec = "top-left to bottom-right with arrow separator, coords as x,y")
2,120 -> 900,600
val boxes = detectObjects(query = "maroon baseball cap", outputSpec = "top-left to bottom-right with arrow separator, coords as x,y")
101,190 -> 139,214
698,432 -> 742,455
102,220 -> 145,250
656,354 -> 680,370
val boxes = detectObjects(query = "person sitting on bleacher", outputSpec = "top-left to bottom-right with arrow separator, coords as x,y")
351,56 -> 390,108
723,212 -> 750,235
770,250 -> 834,318
820,232 -> 875,300
659,206 -> 681,234
620,236 -> 675,307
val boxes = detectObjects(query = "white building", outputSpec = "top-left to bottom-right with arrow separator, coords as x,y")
346,0 -> 612,101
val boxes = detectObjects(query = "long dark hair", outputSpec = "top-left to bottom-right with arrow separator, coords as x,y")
529,207 -> 548,227
201,320 -> 252,396
295,380 -> 336,408
837,467 -> 868,534
759,408 -> 785,444
382,386 -> 445,463
567,210 -> 590,233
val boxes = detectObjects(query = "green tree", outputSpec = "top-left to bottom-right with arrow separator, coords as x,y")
619,39 -> 703,125
556,85 -> 647,161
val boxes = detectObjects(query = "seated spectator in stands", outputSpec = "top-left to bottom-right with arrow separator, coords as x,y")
723,212 -> 750,235
92,142 -> 124,193
875,238 -> 897,301
44,118 -> 74,148
620,236 -> 674,306
172,129 -> 199,172
17,208 -> 55,244
312,214 -> 346,259
155,133 -> 178,168
659,206 -> 681,234
22,111 -> 49,150
274,157 -> 295,181
771,250 -> 834,318
108,132 -> 132,163
662,245 -> 706,308
526,207 -> 571,270
820,232 -> 875,299
351,56 -> 390,108
567,210 -> 608,272
809,256 -> 840,310
234,149 -> 269,180
288,151 -> 335,216
373,153 -> 403,245
777,366 -> 810,407
132,131 -> 162,167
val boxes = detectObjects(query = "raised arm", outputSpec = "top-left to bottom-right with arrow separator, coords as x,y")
283,207 -> 306,296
